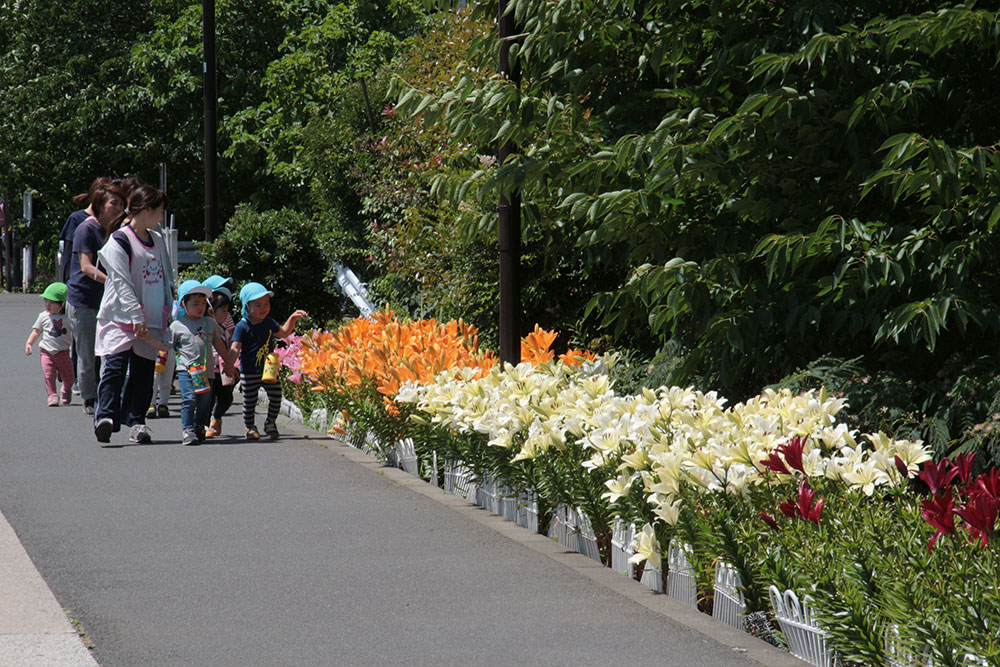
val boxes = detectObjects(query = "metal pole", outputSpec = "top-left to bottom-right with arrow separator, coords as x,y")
498,0 -> 521,365
159,162 -> 169,233
22,191 -> 33,292
359,78 -> 377,134
0,197 -> 7,291
203,0 -> 218,241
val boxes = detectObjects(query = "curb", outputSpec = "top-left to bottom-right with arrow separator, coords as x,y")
0,510 -> 98,667
275,409 -> 807,667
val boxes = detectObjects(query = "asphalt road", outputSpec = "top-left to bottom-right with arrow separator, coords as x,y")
0,292 -> 759,666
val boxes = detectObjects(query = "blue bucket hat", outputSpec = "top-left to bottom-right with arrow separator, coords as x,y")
177,279 -> 212,317
239,282 -> 274,318
203,275 -> 232,290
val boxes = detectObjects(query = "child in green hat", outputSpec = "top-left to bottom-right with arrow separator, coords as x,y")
25,282 -> 75,407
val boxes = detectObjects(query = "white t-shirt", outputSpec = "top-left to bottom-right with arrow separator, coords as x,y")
32,311 -> 74,353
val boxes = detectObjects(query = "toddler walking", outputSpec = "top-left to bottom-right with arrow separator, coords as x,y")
150,281 -> 235,445
230,282 -> 306,440
205,284 -> 238,438
25,282 -> 75,407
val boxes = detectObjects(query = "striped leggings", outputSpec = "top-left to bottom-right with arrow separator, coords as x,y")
241,374 -> 282,428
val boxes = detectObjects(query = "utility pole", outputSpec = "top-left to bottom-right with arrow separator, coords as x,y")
498,0 -> 521,365
203,0 -> 219,241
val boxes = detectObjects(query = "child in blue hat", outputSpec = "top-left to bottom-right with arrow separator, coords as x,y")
148,280 -> 236,445
230,282 -> 307,440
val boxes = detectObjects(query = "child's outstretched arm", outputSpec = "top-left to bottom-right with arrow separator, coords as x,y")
214,337 -> 236,377
140,333 -> 171,353
25,328 -> 40,355
277,310 -> 308,338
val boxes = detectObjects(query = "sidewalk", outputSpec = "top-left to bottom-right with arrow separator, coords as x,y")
0,510 -> 97,666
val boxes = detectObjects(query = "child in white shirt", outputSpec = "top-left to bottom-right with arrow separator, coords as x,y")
25,282 -> 75,407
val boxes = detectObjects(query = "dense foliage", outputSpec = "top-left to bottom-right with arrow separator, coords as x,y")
395,0 -> 1000,461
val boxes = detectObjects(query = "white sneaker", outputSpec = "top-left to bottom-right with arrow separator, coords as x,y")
129,424 -> 153,444
181,429 -> 199,446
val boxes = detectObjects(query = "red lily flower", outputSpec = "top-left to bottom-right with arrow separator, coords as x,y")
919,459 -> 959,495
759,512 -> 780,530
956,494 -> 1000,548
799,484 -> 825,524
952,452 -> 976,484
778,479 -> 826,524
976,468 -> 1000,501
778,436 -> 806,474
920,488 -> 955,552
762,452 -> 792,475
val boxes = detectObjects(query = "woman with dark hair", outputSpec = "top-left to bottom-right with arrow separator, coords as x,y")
93,184 -> 173,445
66,183 -> 127,415
59,177 -> 110,283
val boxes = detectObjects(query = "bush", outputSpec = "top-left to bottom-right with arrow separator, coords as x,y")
196,205 -> 342,324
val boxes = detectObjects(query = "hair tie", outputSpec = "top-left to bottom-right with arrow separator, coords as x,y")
124,208 -> 132,215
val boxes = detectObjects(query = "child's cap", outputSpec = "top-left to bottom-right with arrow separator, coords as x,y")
239,282 -> 274,318
202,275 -> 232,290
178,279 -> 212,302
212,286 -> 232,301
41,282 -> 67,303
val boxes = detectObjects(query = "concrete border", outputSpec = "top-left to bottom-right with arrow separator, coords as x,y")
0,510 -> 99,667
279,416 -> 806,667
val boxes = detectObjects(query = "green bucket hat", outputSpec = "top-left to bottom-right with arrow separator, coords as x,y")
41,282 -> 67,303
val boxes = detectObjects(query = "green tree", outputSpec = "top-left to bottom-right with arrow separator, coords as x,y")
397,0 -> 1000,457
0,0 -> 155,265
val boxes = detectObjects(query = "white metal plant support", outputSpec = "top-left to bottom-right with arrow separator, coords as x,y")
666,541 -> 698,608
768,586 -> 837,667
547,505 -> 577,550
443,463 -> 478,503
574,510 -> 602,563
476,476 -> 500,514
884,624 -> 931,667
498,484 -> 518,521
395,438 -> 419,475
516,493 -> 538,532
713,560 -> 747,630
884,625 -> 990,667
610,522 -> 635,576
640,561 -> 664,593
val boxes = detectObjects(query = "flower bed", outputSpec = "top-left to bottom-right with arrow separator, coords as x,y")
280,313 -> 1000,666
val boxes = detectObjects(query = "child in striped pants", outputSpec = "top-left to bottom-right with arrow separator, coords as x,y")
230,282 -> 307,440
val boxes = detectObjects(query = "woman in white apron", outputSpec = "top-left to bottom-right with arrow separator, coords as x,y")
92,184 -> 173,446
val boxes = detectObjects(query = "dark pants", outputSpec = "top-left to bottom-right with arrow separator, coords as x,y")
96,349 -> 155,429
211,375 -> 235,420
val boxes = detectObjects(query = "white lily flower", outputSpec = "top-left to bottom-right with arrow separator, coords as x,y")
628,524 -> 661,570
